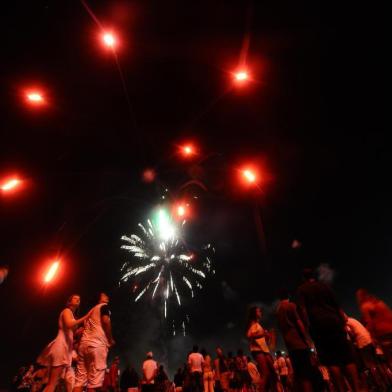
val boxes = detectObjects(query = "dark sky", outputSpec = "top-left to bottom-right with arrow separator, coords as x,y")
0,0 -> 389,385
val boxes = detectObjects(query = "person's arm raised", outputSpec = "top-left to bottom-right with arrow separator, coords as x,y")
62,308 -> 91,329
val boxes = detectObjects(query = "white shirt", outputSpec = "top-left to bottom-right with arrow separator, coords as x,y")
80,303 -> 110,348
347,317 -> 372,349
188,352 -> 204,373
247,322 -> 270,353
143,359 -> 158,383
276,357 -> 288,376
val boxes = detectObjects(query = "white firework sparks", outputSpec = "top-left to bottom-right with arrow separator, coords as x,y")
120,209 -> 214,322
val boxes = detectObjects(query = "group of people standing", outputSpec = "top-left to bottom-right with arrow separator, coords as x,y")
35,292 -> 115,392
247,268 -> 392,391
12,267 -> 392,392
143,346 -> 269,392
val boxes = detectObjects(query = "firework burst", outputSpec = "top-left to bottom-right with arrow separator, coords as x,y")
120,208 -> 214,324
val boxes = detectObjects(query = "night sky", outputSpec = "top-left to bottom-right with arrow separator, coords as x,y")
0,0 -> 389,386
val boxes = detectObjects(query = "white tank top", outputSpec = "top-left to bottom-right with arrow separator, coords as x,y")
80,303 -> 109,347
247,322 -> 270,353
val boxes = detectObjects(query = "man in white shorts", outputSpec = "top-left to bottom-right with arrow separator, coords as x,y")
74,292 -> 115,392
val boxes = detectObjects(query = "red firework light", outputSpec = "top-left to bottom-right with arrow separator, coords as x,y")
102,32 -> 116,48
179,143 -> 196,158
44,261 -> 60,283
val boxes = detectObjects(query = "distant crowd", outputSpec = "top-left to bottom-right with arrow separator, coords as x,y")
10,268 -> 392,391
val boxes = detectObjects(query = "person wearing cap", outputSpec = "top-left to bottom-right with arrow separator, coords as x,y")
142,352 -> 158,392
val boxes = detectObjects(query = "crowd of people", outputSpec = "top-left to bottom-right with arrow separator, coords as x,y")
10,268 -> 392,392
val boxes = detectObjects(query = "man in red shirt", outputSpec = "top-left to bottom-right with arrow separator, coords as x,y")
276,289 -> 314,391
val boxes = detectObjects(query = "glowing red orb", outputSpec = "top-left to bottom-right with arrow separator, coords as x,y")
103,33 -> 116,48
180,144 -> 196,158
177,205 -> 186,217
142,169 -> 156,183
25,90 -> 45,105
1,178 -> 21,192
235,71 -> 248,81
243,169 -> 256,183
27,92 -> 43,102
44,261 -> 60,283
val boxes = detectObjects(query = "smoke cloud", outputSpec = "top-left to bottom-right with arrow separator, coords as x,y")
317,263 -> 335,284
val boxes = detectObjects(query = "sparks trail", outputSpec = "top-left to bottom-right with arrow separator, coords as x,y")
80,0 -> 141,145
80,0 -> 104,30
238,1 -> 254,67
113,51 -> 139,133
120,210 -> 215,322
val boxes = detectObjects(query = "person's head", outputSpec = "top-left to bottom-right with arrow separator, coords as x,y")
302,268 -> 316,281
276,350 -> 282,358
247,356 -> 252,363
216,346 -> 223,357
113,356 -> 120,365
278,288 -> 290,301
248,306 -> 262,326
18,367 -> 26,375
146,351 -> 153,359
192,345 -> 199,353
356,288 -> 377,305
66,294 -> 81,311
228,351 -> 233,359
237,349 -> 243,357
98,292 -> 110,304
200,349 -> 207,357
159,365 -> 164,371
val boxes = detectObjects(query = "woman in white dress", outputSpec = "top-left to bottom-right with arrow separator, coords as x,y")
37,294 -> 91,392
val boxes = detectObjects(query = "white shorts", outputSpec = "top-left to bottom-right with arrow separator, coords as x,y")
75,343 -> 108,389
